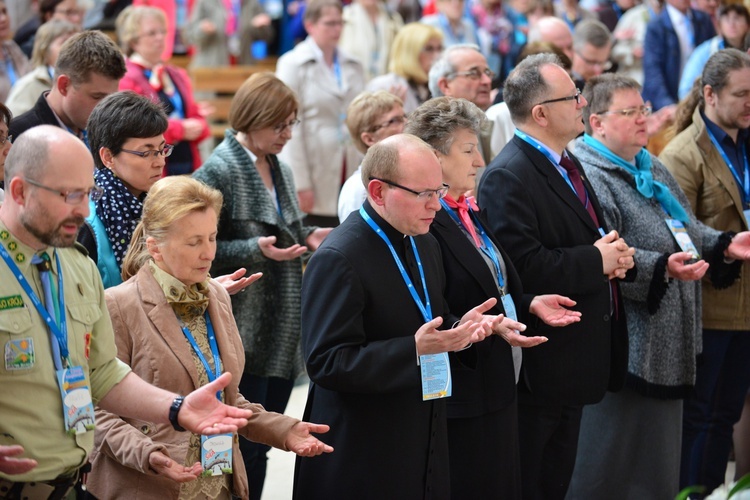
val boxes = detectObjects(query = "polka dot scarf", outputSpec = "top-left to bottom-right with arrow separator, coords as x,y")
94,168 -> 144,267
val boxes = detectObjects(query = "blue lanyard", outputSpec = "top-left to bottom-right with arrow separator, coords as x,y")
613,3 -> 623,19
332,52 -> 342,90
439,199 -> 506,290
705,126 -> 750,207
180,313 -> 223,400
360,207 -> 432,322
0,247 -> 69,368
4,58 -> 17,87
515,129 -> 586,200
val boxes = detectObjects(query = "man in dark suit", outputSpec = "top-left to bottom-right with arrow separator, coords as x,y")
476,53 -> 635,500
642,0 -> 715,111
9,30 -> 124,142
295,134 -> 501,499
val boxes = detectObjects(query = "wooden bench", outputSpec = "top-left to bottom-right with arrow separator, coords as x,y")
190,60 -> 278,141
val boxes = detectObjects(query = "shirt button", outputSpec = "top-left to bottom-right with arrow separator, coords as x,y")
603,314 -> 610,322
12,322 -> 18,330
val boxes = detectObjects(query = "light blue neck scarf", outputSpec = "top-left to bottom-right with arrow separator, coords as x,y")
583,134 -> 689,223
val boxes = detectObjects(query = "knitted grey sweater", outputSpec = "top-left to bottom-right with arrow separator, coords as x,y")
575,137 -> 737,398
194,130 -> 315,380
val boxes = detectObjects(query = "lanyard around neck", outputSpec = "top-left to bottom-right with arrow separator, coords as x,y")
179,313 -> 223,400
515,129 -> 585,201
0,247 -> 69,368
360,207 -> 432,322
705,125 -> 750,207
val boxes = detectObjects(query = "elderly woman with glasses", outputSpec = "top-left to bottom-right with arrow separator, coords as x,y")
193,72 -> 331,500
566,73 -> 750,498
406,96 -> 583,499
337,90 -> 406,222
116,5 -> 209,176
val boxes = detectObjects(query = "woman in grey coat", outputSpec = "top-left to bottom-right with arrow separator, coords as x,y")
566,74 -> 750,499
193,72 -> 330,500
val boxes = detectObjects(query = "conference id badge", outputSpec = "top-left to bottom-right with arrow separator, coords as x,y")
201,433 -> 233,476
56,366 -> 95,435
420,353 -> 452,401
501,294 -> 518,322
665,219 -> 700,259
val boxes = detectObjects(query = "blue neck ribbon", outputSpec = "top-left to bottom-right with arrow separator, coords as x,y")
582,134 -> 690,223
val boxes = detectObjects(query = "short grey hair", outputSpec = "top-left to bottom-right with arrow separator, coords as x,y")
428,44 -> 482,97
572,19 -> 612,52
405,97 -> 487,155
5,127 -> 53,182
503,53 -> 562,124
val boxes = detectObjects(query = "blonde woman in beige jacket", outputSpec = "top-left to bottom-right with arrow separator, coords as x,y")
88,177 -> 333,500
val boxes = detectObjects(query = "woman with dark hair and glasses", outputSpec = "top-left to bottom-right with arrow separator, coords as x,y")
77,91 -> 172,289
566,73 -> 750,498
193,72 -> 331,500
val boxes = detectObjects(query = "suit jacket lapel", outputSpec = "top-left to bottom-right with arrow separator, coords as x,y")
514,137 -> 599,232
698,129 -> 747,221
433,210 -> 502,301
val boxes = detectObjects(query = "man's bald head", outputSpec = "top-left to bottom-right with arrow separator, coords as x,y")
5,126 -> 90,183
529,17 -> 574,61
362,133 -> 436,186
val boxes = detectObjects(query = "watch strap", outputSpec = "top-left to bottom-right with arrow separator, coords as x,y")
169,396 -> 186,432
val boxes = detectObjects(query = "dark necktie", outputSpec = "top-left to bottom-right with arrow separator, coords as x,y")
32,252 -> 63,368
560,157 -> 619,319
560,156 -> 599,227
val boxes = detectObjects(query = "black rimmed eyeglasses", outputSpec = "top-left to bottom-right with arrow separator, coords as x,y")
24,178 -> 104,204
369,177 -> 449,199
536,88 -> 582,106
121,144 -> 174,159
